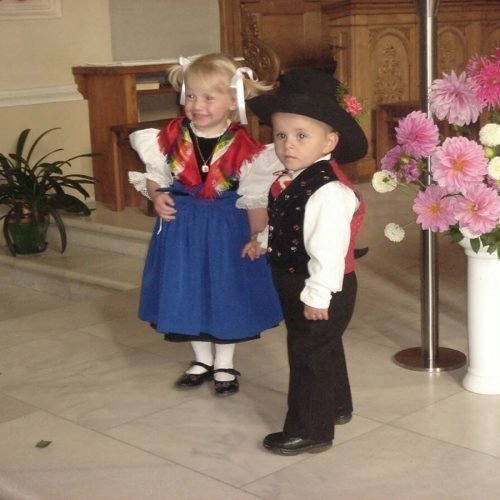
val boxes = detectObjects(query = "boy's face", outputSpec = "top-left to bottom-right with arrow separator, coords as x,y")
272,113 -> 339,171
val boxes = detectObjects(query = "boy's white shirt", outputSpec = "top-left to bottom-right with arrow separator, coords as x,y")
301,179 -> 357,308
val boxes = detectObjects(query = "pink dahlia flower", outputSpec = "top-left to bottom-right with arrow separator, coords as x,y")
431,136 -> 488,193
395,111 -> 439,158
380,145 -> 404,176
471,57 -> 500,108
401,158 -> 421,182
412,184 -> 457,232
454,184 -> 500,235
380,145 -> 402,170
429,71 -> 485,126
380,145 -> 421,182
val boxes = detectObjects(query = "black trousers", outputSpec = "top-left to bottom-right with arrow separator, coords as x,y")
272,267 -> 357,441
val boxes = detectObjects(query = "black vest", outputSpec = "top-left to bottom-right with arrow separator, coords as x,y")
268,160 -> 337,274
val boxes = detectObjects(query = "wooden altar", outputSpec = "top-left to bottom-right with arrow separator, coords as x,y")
72,61 -> 178,210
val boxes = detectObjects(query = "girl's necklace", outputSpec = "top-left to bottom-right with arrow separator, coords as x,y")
192,133 -> 223,173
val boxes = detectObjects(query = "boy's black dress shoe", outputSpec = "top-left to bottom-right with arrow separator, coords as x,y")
213,368 -> 241,396
175,361 -> 213,388
263,432 -> 332,455
334,413 -> 352,425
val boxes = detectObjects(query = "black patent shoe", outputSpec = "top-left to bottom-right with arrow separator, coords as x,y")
263,432 -> 332,455
213,368 -> 241,396
175,361 -> 213,388
334,413 -> 352,425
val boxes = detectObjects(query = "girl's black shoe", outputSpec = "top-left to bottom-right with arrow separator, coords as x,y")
175,361 -> 213,388
213,368 -> 241,396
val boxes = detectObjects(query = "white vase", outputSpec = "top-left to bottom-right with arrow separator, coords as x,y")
460,239 -> 500,394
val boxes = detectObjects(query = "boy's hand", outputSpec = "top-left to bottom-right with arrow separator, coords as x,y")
152,192 -> 176,221
304,305 -> 328,321
241,239 -> 267,260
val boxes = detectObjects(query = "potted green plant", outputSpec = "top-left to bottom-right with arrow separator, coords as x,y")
0,128 -> 96,256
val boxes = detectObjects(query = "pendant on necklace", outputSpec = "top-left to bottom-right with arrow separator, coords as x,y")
201,164 -> 210,173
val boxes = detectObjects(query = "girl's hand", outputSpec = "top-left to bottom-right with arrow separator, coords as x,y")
152,192 -> 176,221
304,305 -> 329,321
241,239 -> 267,260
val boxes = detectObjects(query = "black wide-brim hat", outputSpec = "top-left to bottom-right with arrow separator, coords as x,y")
248,69 -> 368,164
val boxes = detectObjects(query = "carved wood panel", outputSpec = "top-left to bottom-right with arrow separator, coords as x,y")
219,0 -> 500,179
370,28 -> 415,105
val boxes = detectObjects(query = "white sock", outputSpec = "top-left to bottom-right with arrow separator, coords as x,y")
214,343 -> 236,382
186,341 -> 214,374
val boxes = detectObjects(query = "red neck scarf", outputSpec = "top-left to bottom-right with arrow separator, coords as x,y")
157,117 -> 264,199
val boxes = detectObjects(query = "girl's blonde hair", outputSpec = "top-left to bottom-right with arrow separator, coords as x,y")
168,53 -> 272,122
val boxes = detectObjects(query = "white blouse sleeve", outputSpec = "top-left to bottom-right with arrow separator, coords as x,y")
236,144 -> 283,209
300,182 -> 358,309
128,128 -> 173,199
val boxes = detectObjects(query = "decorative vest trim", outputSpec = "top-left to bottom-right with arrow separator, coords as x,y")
267,159 -> 365,275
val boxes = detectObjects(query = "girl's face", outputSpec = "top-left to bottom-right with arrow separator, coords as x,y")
183,75 -> 237,135
272,113 -> 338,171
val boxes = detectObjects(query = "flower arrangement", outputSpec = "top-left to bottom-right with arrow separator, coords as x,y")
372,48 -> 500,257
336,82 -> 363,120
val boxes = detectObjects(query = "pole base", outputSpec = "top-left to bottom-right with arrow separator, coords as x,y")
393,347 -> 466,373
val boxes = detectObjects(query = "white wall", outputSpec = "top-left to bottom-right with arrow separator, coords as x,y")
110,0 -> 220,60
0,0 -> 114,196
109,0 -> 221,121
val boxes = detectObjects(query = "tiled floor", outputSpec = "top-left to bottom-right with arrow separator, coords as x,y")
2,183 -> 500,500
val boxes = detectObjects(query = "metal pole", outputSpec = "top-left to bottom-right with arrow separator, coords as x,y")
393,0 -> 466,372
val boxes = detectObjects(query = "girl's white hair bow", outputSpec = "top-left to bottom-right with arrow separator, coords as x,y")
230,66 -> 255,124
178,56 -> 192,105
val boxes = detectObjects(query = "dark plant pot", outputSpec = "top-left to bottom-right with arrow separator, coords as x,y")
6,217 -> 49,255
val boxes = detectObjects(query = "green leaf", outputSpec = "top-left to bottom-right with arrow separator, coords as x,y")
25,128 -> 60,165
14,129 -> 31,167
448,226 -> 463,244
470,238 -> 481,254
35,440 -> 52,448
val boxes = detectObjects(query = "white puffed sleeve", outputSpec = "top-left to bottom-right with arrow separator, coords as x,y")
300,182 -> 358,309
128,128 -> 173,199
236,144 -> 282,209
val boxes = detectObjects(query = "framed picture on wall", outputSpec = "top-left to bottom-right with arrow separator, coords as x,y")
0,0 -> 61,20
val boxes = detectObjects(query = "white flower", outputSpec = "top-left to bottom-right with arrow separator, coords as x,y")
384,223 -> 405,242
479,123 -> 500,148
460,227 -> 481,240
487,156 -> 500,180
372,170 -> 397,193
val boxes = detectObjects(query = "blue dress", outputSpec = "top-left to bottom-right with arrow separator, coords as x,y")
139,181 -> 283,342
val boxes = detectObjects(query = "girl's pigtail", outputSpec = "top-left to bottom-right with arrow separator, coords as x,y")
168,64 -> 183,91
241,72 -> 274,99
168,56 -> 192,96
